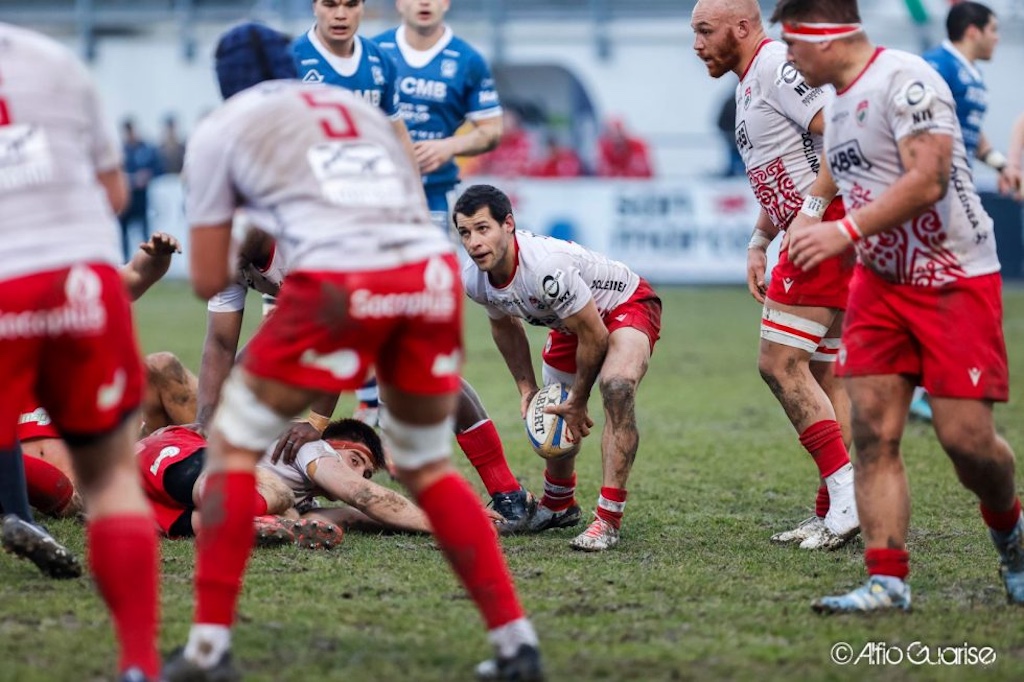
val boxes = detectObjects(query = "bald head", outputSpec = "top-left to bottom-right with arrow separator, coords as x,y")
692,0 -> 768,78
694,0 -> 762,24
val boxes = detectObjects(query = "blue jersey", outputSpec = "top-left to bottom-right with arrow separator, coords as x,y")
373,26 -> 502,194
922,41 -> 987,160
291,31 -> 400,118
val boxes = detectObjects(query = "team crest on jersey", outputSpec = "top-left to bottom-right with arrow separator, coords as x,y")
440,59 -> 458,79
371,65 -> 385,86
303,69 -> 325,83
743,86 -> 752,109
855,100 -> 869,126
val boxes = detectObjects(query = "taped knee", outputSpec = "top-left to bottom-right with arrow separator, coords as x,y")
811,337 -> 841,363
760,307 -> 827,355
212,372 -> 291,451
381,412 -> 453,470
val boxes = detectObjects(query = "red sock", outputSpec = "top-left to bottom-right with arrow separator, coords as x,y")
88,515 -> 160,678
456,420 -> 519,496
799,420 -> 850,479
540,471 -> 576,512
22,455 -> 74,515
253,492 -> 269,517
417,473 -> 524,629
195,471 -> 257,626
865,548 -> 910,580
815,484 -> 830,519
981,498 -> 1022,533
596,487 -> 628,529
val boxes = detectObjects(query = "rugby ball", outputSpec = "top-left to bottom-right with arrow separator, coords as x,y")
525,383 -> 581,460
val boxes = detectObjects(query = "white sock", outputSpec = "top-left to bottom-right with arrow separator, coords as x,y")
487,617 -> 539,659
184,624 -> 232,669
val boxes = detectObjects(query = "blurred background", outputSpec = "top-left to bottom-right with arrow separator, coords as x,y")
4,0 -> 1022,283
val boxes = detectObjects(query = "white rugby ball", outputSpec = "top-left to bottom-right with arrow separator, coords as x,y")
524,383 -> 580,460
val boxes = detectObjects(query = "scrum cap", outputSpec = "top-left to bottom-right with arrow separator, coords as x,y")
215,22 -> 296,99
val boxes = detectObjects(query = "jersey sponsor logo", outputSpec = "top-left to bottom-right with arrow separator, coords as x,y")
149,446 -> 182,475
912,109 -> 933,125
18,407 -> 51,426
905,81 -> 927,106
735,121 -> 753,152
855,100 -> 869,126
440,59 -> 458,79
300,58 -> 319,66
0,265 -> 107,340
591,279 -> 627,293
828,140 -> 873,177
776,61 -> 801,86
799,131 -> 820,175
350,288 -> 457,320
302,69 -> 325,83
301,348 -> 361,379
800,88 -> 823,106
307,141 -> 405,208
542,274 -> 561,298
431,350 -> 461,377
399,76 -> 447,100
97,368 -> 126,411
968,367 -> 982,386
479,90 -> 499,106
0,124 -> 54,191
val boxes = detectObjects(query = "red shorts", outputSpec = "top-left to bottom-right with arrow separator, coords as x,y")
136,426 -> 207,536
243,255 -> 463,395
837,265 -> 1008,401
542,279 -> 662,375
768,199 -> 854,310
0,264 -> 143,447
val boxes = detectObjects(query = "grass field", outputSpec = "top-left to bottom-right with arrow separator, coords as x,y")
2,281 -> 1024,682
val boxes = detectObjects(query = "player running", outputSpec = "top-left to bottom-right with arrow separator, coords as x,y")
777,0 -> 1023,613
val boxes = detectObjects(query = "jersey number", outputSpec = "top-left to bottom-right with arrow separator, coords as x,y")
300,91 -> 358,139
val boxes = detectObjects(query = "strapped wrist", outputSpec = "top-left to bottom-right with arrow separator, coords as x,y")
836,215 -> 864,244
306,411 -> 330,433
983,149 -> 1008,172
747,229 -> 772,251
800,195 -> 828,218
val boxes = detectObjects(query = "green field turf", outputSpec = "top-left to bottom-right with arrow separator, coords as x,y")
2,282 -> 1023,681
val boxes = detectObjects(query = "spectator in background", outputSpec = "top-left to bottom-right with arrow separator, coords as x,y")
472,108 -> 534,177
530,134 -> 583,178
120,119 -> 163,263
596,117 -> 653,178
716,95 -> 745,177
159,115 -> 186,175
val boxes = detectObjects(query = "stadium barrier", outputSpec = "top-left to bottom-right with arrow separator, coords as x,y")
149,175 -> 1023,284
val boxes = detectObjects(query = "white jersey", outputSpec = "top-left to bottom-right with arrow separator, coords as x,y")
257,439 -> 339,511
463,230 -> 639,332
207,241 -> 289,313
825,48 -> 998,286
0,23 -> 122,281
184,81 -> 451,274
736,40 -> 831,230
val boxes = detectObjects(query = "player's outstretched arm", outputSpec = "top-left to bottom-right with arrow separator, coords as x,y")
195,309 -> 244,430
120,232 -> 182,301
489,315 -> 539,417
551,299 -> 608,442
309,457 -> 431,533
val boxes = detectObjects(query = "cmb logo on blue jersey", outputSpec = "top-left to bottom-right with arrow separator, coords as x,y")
374,29 -> 502,193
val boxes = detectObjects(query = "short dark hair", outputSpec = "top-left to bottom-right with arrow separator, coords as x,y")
946,2 -> 994,42
452,184 -> 513,226
770,0 -> 861,25
322,418 -> 386,472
